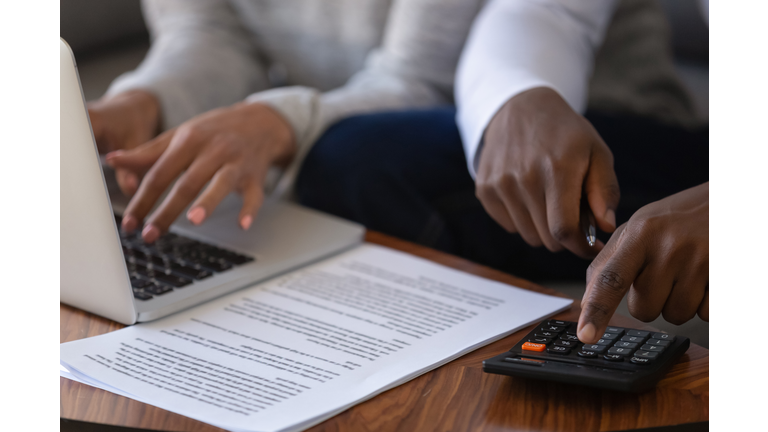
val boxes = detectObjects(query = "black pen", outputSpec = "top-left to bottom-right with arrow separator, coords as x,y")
580,198 -> 597,247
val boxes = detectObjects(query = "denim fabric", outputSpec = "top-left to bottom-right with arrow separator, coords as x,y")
296,107 -> 708,281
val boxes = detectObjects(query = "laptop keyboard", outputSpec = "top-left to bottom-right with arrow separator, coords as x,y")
115,215 -> 255,301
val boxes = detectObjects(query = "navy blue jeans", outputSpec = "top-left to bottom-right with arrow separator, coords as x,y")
296,107 -> 708,281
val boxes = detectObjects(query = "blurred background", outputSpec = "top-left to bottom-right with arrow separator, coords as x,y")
61,0 -> 709,347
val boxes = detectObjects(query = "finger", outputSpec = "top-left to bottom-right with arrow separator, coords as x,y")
584,143 -> 620,233
524,192 -> 562,252
142,153 -> 226,240
105,128 -> 175,172
115,168 -> 139,197
660,262 -> 708,325
497,185 -> 543,248
544,165 -> 595,258
182,166 -> 242,228
625,259 -> 674,323
237,183 -> 265,230
697,286 -> 709,322
122,130 -> 199,235
578,224 -> 644,343
476,184 -> 518,233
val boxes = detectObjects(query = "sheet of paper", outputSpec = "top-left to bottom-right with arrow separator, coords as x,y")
61,244 -> 571,432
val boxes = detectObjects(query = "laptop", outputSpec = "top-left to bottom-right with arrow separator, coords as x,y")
60,39 -> 364,325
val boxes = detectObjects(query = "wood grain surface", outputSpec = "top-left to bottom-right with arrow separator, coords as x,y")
61,231 -> 709,431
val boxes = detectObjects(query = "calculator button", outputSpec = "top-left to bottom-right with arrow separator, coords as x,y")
620,335 -> 646,343
652,333 -> 676,342
535,332 -> 557,338
606,327 -> 624,334
578,350 -> 598,358
582,344 -> 608,353
528,337 -> 552,344
626,330 -> 651,337
547,346 -> 571,355
565,327 -> 578,335
646,339 -> 671,347
640,344 -> 665,353
594,339 -> 613,346
613,342 -> 639,349
522,342 -> 547,352
554,340 -> 577,348
630,356 -> 652,365
601,332 -> 621,340
607,347 -> 633,356
633,350 -> 659,359
548,320 -> 569,326
541,325 -> 564,333
559,334 -> 579,341
603,354 -> 624,362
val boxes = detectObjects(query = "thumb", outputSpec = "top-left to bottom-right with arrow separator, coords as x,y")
584,145 -> 620,233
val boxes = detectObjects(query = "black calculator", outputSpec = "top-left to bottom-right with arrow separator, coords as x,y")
483,319 -> 690,392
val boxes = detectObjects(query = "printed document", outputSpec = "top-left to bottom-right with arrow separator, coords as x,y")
61,244 -> 571,432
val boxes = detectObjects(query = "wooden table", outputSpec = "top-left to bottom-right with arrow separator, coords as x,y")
61,232 -> 709,431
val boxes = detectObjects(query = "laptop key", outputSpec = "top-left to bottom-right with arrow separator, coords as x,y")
168,262 -> 213,280
133,291 -> 154,300
144,283 -> 174,295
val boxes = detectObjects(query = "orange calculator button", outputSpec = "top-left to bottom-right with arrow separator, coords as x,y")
522,342 -> 546,352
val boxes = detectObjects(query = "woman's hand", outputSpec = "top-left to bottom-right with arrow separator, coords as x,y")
88,90 -> 161,197
106,102 -> 296,243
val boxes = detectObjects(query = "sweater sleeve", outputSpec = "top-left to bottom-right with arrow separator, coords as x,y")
106,0 -> 270,130
245,0 -> 483,198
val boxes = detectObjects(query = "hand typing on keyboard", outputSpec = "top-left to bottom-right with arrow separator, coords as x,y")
105,101 -> 296,243
577,183 -> 709,344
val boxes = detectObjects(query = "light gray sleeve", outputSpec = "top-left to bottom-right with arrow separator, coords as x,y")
107,0 -> 270,130
247,0 -> 483,197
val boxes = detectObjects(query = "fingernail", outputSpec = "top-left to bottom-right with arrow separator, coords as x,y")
122,215 -> 137,232
579,323 -> 596,343
142,224 -> 160,243
604,209 -> 616,230
105,150 -> 122,166
187,207 -> 206,226
240,215 -> 253,230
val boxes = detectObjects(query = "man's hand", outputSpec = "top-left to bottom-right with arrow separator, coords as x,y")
577,183 -> 709,343
477,87 -> 620,258
106,102 -> 296,243
88,90 -> 161,197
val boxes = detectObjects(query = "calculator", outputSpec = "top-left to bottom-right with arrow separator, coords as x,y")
483,319 -> 690,392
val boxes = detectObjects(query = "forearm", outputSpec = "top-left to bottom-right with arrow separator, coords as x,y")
107,0 -> 269,129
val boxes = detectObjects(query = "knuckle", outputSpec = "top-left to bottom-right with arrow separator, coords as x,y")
518,170 -> 539,189
549,220 -> 574,243
597,269 -> 626,293
498,173 -> 518,194
583,300 -> 613,322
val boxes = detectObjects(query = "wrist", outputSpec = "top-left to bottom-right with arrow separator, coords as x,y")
242,102 -> 297,167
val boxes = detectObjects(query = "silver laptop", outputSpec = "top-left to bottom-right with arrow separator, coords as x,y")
60,39 -> 364,325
